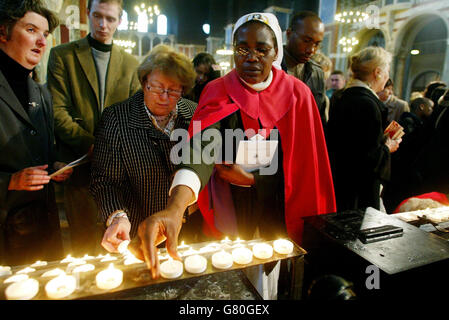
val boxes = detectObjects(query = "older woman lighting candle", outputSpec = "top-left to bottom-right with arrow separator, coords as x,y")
90,45 -> 203,257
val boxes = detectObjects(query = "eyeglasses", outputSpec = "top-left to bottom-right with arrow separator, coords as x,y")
234,46 -> 274,58
146,85 -> 182,99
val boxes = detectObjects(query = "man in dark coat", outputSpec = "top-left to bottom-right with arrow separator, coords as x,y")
0,0 -> 71,265
282,11 -> 327,125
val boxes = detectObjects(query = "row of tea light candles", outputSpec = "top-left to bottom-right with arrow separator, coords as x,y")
0,238 -> 293,300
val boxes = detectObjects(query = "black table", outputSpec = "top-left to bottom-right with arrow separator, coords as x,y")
302,208 -> 449,299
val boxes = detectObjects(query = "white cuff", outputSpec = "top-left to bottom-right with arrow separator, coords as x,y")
169,169 -> 201,205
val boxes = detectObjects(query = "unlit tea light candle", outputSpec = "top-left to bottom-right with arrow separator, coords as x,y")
184,255 -> 207,274
252,243 -> 273,259
5,278 -> 39,300
45,274 -> 77,299
212,251 -> 233,269
232,247 -> 253,265
273,239 -> 294,255
160,259 -> 183,279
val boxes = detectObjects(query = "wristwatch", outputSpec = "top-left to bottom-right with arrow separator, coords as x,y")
106,211 -> 128,227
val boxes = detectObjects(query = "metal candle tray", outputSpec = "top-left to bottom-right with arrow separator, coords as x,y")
0,238 -> 305,300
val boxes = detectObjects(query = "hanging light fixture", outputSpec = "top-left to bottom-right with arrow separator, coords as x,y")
335,11 -> 369,24
339,36 -> 359,53
134,2 -> 162,32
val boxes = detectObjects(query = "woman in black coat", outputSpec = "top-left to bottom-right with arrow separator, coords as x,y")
326,46 -> 401,212
90,45 -> 200,253
0,1 -> 72,265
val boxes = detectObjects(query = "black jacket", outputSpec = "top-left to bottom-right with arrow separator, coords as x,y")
281,56 -> 326,124
0,68 -> 63,265
326,86 -> 390,212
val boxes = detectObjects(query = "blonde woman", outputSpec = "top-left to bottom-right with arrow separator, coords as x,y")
327,46 -> 401,212
90,45 -> 200,253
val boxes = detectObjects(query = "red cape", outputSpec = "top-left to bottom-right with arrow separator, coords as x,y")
188,67 -> 336,244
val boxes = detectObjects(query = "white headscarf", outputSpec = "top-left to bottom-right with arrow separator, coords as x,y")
232,12 -> 284,70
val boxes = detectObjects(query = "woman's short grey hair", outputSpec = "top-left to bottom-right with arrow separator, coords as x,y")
349,46 -> 392,81
138,45 -> 196,94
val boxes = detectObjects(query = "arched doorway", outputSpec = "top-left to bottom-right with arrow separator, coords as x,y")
411,71 -> 441,94
394,14 -> 448,100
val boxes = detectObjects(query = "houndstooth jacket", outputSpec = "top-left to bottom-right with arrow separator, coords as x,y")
90,90 -> 197,237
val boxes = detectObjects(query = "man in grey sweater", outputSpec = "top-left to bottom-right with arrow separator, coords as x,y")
47,0 -> 140,256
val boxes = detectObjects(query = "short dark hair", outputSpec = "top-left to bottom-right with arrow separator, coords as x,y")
410,97 -> 433,113
331,70 -> 345,77
0,0 -> 59,38
87,0 -> 123,17
192,52 -> 216,68
289,11 -> 322,30
424,81 -> 446,99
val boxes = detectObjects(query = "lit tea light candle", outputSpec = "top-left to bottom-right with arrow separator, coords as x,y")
234,237 -> 244,244
212,250 -> 233,269
67,259 -> 86,268
4,274 -> 28,284
184,254 -> 207,274
0,266 -> 12,277
96,264 -> 123,290
45,274 -> 77,299
61,254 -> 76,264
100,253 -> 118,262
232,247 -> 253,265
5,278 -> 39,300
31,260 -> 47,268
41,268 -> 65,278
81,254 -> 95,261
16,267 -> 36,274
123,255 -> 143,266
199,245 -> 219,254
221,237 -> 232,245
72,264 -> 95,273
177,241 -> 190,250
252,243 -> 273,259
273,239 -> 294,255
160,258 -> 183,279
117,240 -> 130,254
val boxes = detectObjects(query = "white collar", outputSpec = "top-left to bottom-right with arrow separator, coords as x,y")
240,70 -> 273,92
346,78 -> 379,97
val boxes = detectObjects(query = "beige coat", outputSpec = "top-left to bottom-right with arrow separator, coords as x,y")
47,37 -> 141,162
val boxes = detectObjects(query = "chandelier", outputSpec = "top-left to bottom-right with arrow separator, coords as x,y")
335,11 -> 369,24
339,36 -> 359,53
135,3 -> 161,25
